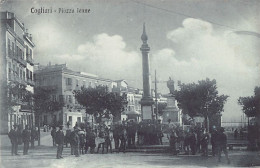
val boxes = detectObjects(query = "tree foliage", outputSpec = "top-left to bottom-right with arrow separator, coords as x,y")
175,78 -> 228,119
238,86 -> 260,117
24,87 -> 64,115
6,82 -> 28,108
73,85 -> 128,123
155,102 -> 167,116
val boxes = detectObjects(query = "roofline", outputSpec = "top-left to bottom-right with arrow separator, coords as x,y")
35,66 -> 113,82
114,79 -> 128,85
63,69 -> 113,82
24,35 -> 35,47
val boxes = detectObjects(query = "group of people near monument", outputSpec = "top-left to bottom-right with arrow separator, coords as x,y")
8,124 -> 38,156
49,119 -> 166,158
50,120 -> 141,159
167,123 -> 230,164
51,124 -> 97,158
137,119 -> 164,145
8,119 -> 230,164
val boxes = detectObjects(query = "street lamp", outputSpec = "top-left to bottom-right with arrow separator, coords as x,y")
154,70 -> 158,120
205,104 -> 210,133
205,89 -> 210,133
216,112 -> 221,128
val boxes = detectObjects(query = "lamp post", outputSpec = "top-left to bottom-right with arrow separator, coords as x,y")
205,90 -> 210,133
154,70 -> 158,120
216,112 -> 221,128
203,104 -> 210,135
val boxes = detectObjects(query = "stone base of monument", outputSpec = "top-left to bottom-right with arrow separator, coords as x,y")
112,134 -> 172,153
162,93 -> 181,125
123,145 -> 171,153
140,97 -> 154,120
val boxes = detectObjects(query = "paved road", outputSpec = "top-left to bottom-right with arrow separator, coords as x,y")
1,144 -> 260,168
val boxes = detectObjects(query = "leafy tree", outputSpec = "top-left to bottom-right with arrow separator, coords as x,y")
6,82 -> 28,108
175,78 -> 228,131
238,86 -> 260,149
24,87 -> 64,118
238,86 -> 260,117
24,86 -> 64,145
105,92 -> 128,122
175,82 -> 199,118
73,85 -> 127,123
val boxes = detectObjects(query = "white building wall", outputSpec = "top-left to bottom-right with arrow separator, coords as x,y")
65,112 -> 83,127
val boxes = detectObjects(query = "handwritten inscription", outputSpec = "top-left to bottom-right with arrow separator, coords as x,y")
31,7 -> 91,15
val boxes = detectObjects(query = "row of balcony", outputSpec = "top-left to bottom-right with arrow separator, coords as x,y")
8,73 -> 35,86
26,55 -> 34,65
6,24 -> 24,46
8,52 -> 27,67
27,79 -> 35,86
9,74 -> 27,86
10,97 -> 28,106
8,49 -> 34,66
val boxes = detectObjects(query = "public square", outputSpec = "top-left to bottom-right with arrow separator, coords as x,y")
1,0 -> 260,168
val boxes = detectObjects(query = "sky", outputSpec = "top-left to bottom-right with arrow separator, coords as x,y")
1,0 -> 260,121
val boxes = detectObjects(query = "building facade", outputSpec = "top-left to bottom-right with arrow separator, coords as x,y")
112,80 -> 142,122
0,11 -> 35,134
34,63 -> 113,128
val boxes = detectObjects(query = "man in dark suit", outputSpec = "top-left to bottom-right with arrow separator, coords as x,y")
127,120 -> 137,148
51,127 -> 57,146
189,129 -> 197,155
8,125 -> 19,155
22,125 -> 31,155
30,126 -> 38,148
216,127 -> 230,164
112,123 -> 120,152
211,127 -> 218,156
70,126 -> 80,157
56,125 -> 64,159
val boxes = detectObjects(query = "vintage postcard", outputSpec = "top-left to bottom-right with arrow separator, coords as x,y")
0,0 -> 259,167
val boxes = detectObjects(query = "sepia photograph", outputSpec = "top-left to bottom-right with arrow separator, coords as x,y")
0,0 -> 259,167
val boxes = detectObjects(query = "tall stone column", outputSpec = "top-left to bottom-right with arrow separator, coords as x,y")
140,23 -> 154,120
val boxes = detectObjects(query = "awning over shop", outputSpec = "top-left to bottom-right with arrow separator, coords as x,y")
122,110 -> 141,116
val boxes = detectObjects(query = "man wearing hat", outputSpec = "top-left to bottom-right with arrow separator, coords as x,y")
216,127 -> 230,164
70,126 -> 80,157
112,123 -> 120,152
56,125 -> 64,159
22,125 -> 31,155
8,125 -> 19,155
211,126 -> 218,156
51,126 -> 57,147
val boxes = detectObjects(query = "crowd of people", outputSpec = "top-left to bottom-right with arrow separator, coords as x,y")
8,124 -> 38,156
8,120 -> 230,164
166,123 -> 230,164
48,119 -> 166,158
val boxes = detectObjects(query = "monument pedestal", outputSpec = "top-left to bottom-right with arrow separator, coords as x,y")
140,97 -> 154,120
162,94 -> 181,125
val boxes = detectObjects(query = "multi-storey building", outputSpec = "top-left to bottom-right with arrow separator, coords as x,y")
34,63 -> 114,128
112,80 -> 142,122
0,11 -> 35,134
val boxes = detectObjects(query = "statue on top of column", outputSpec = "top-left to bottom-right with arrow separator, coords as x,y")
167,77 -> 175,94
